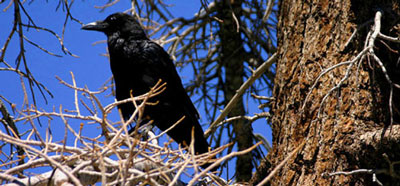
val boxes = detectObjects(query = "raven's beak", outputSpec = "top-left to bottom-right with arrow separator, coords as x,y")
81,21 -> 108,31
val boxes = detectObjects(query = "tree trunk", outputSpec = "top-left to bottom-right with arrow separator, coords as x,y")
216,0 -> 254,182
263,0 -> 400,185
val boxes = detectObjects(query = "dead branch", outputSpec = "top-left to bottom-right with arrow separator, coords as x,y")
0,75 -> 228,185
205,53 -> 277,137
256,141 -> 306,186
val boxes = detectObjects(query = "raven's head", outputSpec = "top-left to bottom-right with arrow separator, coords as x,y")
82,13 -> 147,39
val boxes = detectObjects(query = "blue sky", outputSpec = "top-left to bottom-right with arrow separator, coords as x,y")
0,0 -> 272,182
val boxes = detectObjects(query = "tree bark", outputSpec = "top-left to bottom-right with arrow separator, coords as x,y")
216,0 -> 254,182
263,0 -> 400,185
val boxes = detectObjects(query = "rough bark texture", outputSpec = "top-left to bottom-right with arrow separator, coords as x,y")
216,0 -> 254,182
266,0 -> 400,185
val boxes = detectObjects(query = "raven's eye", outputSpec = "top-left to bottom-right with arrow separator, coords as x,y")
110,16 -> 116,21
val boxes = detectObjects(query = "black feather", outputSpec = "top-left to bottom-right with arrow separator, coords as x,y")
82,13 -> 213,169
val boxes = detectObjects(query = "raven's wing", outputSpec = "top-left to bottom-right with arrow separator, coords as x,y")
123,40 -> 211,163
139,40 -> 200,119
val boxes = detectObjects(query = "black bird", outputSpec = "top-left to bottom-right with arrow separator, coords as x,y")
82,13 -> 212,168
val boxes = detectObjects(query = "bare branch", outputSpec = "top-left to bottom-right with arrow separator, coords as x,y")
206,53 -> 277,137
256,141 -> 306,186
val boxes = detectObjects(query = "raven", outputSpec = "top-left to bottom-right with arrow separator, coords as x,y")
82,13 -> 212,168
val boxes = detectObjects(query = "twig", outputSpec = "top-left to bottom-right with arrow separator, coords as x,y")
206,53 -> 277,137
256,141 -> 306,186
323,169 -> 385,186
188,141 -> 262,186
0,130 -> 83,186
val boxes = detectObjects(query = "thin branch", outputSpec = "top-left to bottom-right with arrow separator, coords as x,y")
188,141 -> 262,186
206,53 -> 277,137
256,141 -> 306,186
